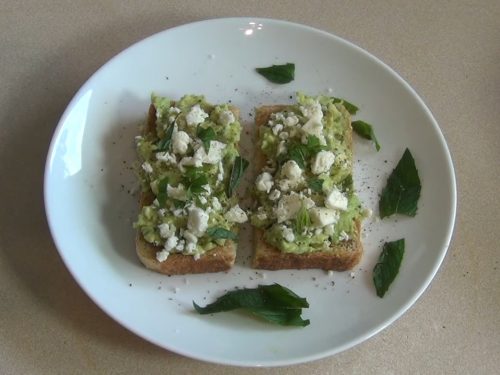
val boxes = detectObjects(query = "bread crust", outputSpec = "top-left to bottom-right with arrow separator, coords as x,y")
252,105 -> 363,271
134,102 -> 238,275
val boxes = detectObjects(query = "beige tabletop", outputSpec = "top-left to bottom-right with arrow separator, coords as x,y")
1,1 -> 499,374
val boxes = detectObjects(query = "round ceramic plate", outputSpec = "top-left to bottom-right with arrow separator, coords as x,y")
44,18 -> 456,367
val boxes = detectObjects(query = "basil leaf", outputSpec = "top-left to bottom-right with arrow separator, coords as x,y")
227,156 -> 249,197
255,63 -> 295,84
206,227 -> 238,240
182,167 -> 208,198
308,178 -> 324,193
193,284 -> 309,327
332,97 -> 359,115
305,135 -> 327,154
172,199 -> 185,209
285,136 -> 326,169
379,148 -> 421,218
352,120 -> 380,151
373,239 -> 405,297
156,114 -> 178,151
157,177 -> 169,207
294,204 -> 311,235
196,126 -> 216,153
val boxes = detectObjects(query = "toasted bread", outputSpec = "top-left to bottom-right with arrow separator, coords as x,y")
252,104 -> 363,271
135,102 -> 239,275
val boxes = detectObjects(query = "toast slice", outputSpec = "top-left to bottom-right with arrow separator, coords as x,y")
134,97 -> 244,275
252,99 -> 363,271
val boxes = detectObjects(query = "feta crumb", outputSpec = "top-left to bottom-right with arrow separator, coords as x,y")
219,110 -> 235,126
282,226 -> 295,242
212,197 -> 222,211
300,100 -> 324,138
158,208 -> 167,217
339,231 -> 350,241
277,141 -> 287,155
272,123 -> 284,135
199,196 -> 207,205
173,208 -> 184,217
172,130 -> 191,155
156,151 -> 176,164
224,205 -> 248,223
279,131 -> 289,140
255,172 -> 274,193
156,250 -> 169,262
183,230 -> 198,244
141,162 -> 153,174
268,189 -> 281,201
311,150 -> 335,175
158,223 -> 176,238
275,192 -> 314,223
350,272 -> 356,278
164,235 -> 178,251
186,104 -> 208,126
193,140 -> 227,164
187,206 -> 209,236
167,184 -> 187,201
284,115 -> 299,127
282,160 -> 302,181
309,207 -> 339,227
217,161 -> 224,183
325,187 -> 348,211
175,239 -> 185,251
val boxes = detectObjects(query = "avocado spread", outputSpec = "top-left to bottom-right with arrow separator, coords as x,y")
251,93 -> 364,254
134,94 -> 247,262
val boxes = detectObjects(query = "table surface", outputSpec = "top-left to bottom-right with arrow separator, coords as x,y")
1,1 -> 499,374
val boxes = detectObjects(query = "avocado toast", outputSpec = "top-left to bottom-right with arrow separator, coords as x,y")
251,93 -> 364,270
134,95 -> 247,275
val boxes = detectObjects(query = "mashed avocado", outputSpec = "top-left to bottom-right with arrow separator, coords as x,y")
251,93 -> 364,254
134,94 -> 247,261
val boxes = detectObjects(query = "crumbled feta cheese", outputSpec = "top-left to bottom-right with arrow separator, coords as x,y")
282,226 -> 295,242
324,224 -> 335,235
309,207 -> 339,227
255,172 -> 274,193
179,153 -> 203,169
300,100 -> 324,139
193,141 -> 226,164
185,242 -> 197,253
167,184 -> 187,201
173,208 -> 184,217
153,199 -> 159,207
186,104 -> 208,126
279,131 -> 289,140
282,160 -> 302,181
172,130 -> 191,155
141,162 -> 153,174
183,230 -> 198,244
311,150 -> 335,175
256,211 -> 268,221
156,250 -> 169,262
212,197 -> 222,211
224,205 -> 248,223
314,228 -> 323,235
277,141 -> 287,155
164,235 -> 178,251
217,161 -> 224,183
272,124 -> 283,135
268,189 -> 281,201
284,115 -> 299,127
275,192 -> 313,223
158,223 -> 176,238
219,110 -> 235,126
158,208 -> 167,217
202,184 -> 211,195
199,196 -> 207,205
156,151 -> 176,164
175,239 -> 185,251
325,187 -> 348,211
187,206 -> 209,236
339,231 -> 350,241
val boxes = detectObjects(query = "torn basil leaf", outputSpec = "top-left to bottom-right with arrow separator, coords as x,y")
294,204 -> 311,234
256,63 -> 295,84
193,284 -> 309,327
379,148 -> 421,218
308,178 -> 324,192
156,114 -> 178,151
227,156 -> 249,197
196,126 -> 216,153
352,120 -> 380,151
157,177 -> 169,207
284,136 -> 327,169
206,227 -> 237,240
373,239 -> 405,297
332,97 -> 359,115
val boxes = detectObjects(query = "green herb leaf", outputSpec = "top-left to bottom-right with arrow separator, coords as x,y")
182,167 -> 208,198
193,284 -> 309,327
157,177 -> 169,207
227,156 -> 249,197
332,97 -> 359,115
379,148 -> 421,218
305,135 -> 328,154
352,120 -> 381,151
255,63 -> 295,84
308,178 -> 324,192
156,114 -> 178,151
206,227 -> 238,240
172,199 -> 185,209
284,136 -> 327,169
196,126 -> 216,153
373,239 -> 405,297
294,204 -> 311,234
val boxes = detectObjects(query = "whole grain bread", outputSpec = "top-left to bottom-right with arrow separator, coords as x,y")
252,105 -> 363,271
135,103 -> 238,275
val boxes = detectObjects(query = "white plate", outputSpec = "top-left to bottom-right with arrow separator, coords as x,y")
44,18 -> 456,367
